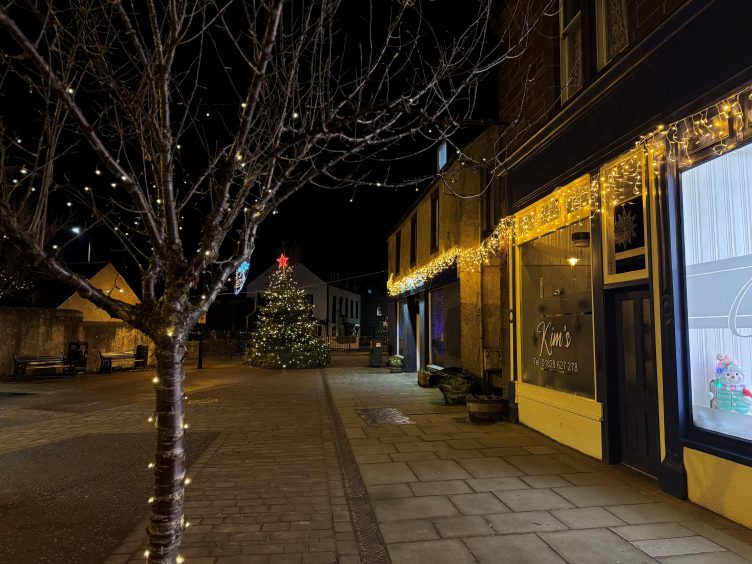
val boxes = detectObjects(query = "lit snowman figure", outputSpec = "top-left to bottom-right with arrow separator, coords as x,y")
709,354 -> 752,415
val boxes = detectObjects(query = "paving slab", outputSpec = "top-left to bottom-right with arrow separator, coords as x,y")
458,456 -> 526,478
610,523 -> 698,542
552,506 -> 628,529
407,459 -> 472,481
486,510 -> 568,534
365,483 -> 414,499
632,536 -> 726,558
539,528 -> 659,563
657,552 -> 750,563
494,488 -> 574,511
378,520 -> 440,543
433,515 -> 495,538
448,492 -> 510,515
465,533 -> 567,564
466,476 -> 529,492
387,539 -> 477,564
606,503 -> 697,525
409,480 -> 473,496
372,495 -> 459,521
520,474 -> 573,488
360,461 -> 418,485
554,484 -> 655,507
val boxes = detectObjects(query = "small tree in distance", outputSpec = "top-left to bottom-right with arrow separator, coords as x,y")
246,256 -> 330,369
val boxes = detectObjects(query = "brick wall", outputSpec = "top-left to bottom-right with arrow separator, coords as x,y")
496,0 -> 687,159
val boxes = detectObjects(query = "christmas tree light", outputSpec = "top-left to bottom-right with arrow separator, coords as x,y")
245,258 -> 330,369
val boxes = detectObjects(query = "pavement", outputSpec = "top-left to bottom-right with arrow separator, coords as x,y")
2,354 -> 752,563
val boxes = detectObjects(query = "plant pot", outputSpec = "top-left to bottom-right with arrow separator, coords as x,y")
466,395 -> 506,422
417,370 -> 438,387
438,374 -> 474,405
390,365 -> 403,373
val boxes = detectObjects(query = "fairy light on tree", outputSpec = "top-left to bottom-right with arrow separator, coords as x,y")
245,254 -> 330,369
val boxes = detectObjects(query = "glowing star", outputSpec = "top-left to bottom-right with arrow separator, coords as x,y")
276,253 -> 290,269
614,206 -> 638,249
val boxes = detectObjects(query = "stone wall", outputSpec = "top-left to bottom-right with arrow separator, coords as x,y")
0,308 -> 83,377
0,307 -> 249,377
81,322 -> 154,372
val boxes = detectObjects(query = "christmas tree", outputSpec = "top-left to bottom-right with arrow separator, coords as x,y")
246,255 -> 330,369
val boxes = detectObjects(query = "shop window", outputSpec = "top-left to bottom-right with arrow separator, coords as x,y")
397,299 -> 407,355
601,150 -> 648,283
519,219 -> 595,398
681,143 -> 752,442
559,0 -> 583,103
595,0 -> 628,70
429,282 -> 461,367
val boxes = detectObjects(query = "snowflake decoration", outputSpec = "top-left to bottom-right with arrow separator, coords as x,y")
614,207 -> 638,249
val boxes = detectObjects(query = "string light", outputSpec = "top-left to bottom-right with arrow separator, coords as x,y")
388,83 -> 752,296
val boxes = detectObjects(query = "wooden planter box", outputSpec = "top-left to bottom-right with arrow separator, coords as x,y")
466,395 -> 506,422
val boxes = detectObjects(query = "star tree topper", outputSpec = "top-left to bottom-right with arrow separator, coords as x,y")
276,253 -> 290,269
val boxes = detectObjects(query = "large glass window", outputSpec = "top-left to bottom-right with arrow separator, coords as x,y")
429,282 -> 461,367
519,220 -> 595,397
682,143 -> 752,442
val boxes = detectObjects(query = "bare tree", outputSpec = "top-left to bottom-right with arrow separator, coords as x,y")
0,1 -> 512,561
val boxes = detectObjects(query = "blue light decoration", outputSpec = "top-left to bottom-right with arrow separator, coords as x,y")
234,260 -> 250,295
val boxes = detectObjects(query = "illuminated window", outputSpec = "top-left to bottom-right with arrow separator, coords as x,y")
519,219 -> 595,397
437,141 -> 448,170
682,143 -> 752,442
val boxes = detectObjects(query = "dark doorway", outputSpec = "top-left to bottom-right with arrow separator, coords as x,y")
614,288 -> 660,476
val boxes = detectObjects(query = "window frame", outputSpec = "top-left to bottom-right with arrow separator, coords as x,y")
595,0 -> 629,71
675,136 -> 752,465
559,0 -> 584,103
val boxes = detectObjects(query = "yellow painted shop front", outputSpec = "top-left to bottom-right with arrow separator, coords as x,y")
508,86 -> 752,528
511,176 -> 605,461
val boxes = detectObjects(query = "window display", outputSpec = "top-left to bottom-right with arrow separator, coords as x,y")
519,220 -> 595,397
682,143 -> 752,441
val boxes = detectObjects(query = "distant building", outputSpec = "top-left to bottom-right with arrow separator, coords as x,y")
245,261 -> 361,336
58,263 -> 140,321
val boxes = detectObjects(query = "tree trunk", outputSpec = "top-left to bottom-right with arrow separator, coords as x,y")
147,340 -> 187,564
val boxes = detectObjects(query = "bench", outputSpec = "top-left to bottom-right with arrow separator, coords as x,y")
13,353 -> 74,380
99,345 -> 148,373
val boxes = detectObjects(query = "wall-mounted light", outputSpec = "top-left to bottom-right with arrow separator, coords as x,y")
566,257 -> 580,268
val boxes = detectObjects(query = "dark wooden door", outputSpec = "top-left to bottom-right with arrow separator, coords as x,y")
615,289 -> 660,476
